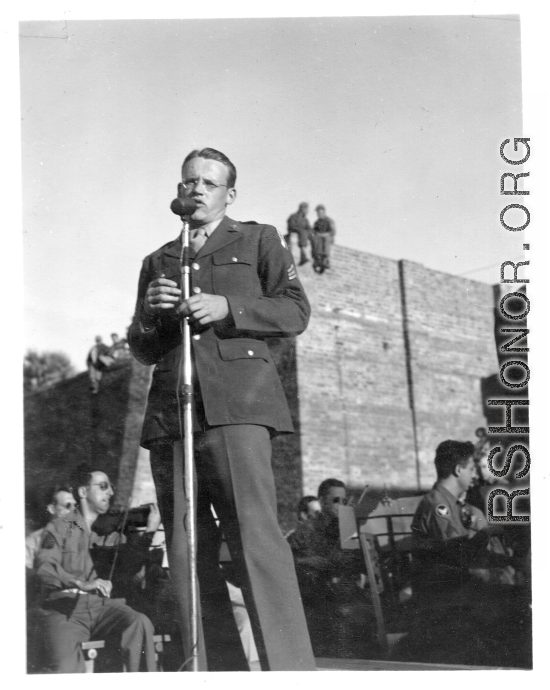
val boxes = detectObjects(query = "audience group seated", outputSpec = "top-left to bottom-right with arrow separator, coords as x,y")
286,434 -> 531,667
27,464 -> 260,673
27,465 -> 161,673
27,432 -> 531,672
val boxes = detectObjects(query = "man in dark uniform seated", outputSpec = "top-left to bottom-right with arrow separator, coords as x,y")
26,486 -> 77,673
393,440 -> 531,667
285,495 -> 321,538
310,204 -> 336,273
34,465 -> 157,673
288,478 -> 379,659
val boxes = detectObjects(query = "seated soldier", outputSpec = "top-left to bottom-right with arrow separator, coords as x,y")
397,440 -> 531,667
411,440 -> 513,595
288,478 -> 378,659
26,486 -> 76,570
86,336 -> 114,393
26,486 -> 77,673
35,465 -> 157,673
310,204 -> 336,273
297,495 -> 322,522
284,495 -> 321,538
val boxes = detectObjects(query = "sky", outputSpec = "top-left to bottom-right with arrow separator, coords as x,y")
19,13 -> 526,372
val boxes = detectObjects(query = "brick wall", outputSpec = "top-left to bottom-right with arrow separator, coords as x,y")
293,244 -> 417,498
288,240 -> 498,505
398,260 -> 498,488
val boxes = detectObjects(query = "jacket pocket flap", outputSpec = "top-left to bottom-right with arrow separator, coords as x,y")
212,251 -> 253,266
218,339 -> 270,362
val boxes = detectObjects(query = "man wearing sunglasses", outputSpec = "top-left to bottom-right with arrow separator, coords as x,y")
34,465 -> 157,673
128,147 -> 314,671
288,478 -> 377,658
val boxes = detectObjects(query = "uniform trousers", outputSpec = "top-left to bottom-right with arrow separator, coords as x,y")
311,233 -> 332,270
37,594 -> 156,673
149,424 -> 316,671
287,227 -> 310,248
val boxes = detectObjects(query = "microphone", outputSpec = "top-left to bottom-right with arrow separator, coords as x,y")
170,195 -> 197,218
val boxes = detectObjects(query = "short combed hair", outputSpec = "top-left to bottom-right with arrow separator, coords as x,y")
318,478 -> 346,500
70,463 -> 96,496
297,495 -> 318,517
434,440 -> 475,479
182,148 -> 237,188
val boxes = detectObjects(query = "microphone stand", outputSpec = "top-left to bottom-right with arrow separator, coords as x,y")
178,216 -> 200,672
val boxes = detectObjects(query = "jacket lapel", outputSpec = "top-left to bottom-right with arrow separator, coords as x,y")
196,216 -> 242,259
164,236 -> 183,260
162,216 -> 242,262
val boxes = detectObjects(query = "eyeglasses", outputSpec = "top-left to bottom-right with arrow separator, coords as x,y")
181,177 -> 229,192
332,497 -> 349,506
59,502 -> 76,510
90,482 -> 115,492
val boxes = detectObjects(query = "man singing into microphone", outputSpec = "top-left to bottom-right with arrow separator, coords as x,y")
128,148 -> 315,671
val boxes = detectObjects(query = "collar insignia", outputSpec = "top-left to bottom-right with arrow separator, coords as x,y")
276,228 -> 289,249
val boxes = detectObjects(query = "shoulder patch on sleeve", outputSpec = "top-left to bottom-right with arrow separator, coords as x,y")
41,532 -> 56,549
435,504 -> 450,517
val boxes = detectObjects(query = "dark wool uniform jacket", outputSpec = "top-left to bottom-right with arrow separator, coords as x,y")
128,216 -> 310,447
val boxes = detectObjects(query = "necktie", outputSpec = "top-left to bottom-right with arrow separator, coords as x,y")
190,227 -> 208,253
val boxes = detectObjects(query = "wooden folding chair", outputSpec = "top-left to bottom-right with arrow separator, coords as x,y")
358,496 -> 422,604
357,530 -> 387,651
339,504 -> 390,655
351,496 -> 423,657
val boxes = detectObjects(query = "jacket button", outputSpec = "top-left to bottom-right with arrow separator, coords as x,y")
248,350 -> 254,356
232,257 -> 238,262
193,334 -> 201,341
193,287 -> 201,294
192,263 -> 200,270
